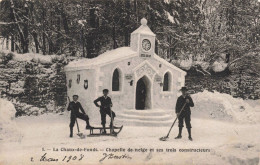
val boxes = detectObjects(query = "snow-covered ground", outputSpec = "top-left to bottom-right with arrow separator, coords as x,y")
0,91 -> 260,165
0,49 -> 78,64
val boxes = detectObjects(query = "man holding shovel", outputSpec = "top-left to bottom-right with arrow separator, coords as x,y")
67,95 -> 93,138
175,87 -> 194,141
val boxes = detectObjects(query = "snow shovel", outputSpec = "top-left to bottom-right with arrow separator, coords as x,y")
75,116 -> 85,139
67,97 -> 85,139
159,103 -> 187,141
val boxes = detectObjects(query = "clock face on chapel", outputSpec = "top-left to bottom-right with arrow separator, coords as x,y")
142,39 -> 151,51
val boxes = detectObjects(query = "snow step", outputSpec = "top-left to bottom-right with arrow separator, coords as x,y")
122,109 -> 172,116
116,118 -> 173,127
116,109 -> 174,127
117,114 -> 172,121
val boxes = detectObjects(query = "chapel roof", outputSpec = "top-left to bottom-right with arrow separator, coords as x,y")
65,47 -> 137,71
65,46 -> 186,75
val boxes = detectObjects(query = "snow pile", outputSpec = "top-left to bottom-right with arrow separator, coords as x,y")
166,12 -> 175,23
212,60 -> 228,72
0,99 -> 20,141
192,90 -> 260,123
13,52 -> 56,64
1,50 -> 66,64
179,59 -> 192,70
0,99 -> 16,125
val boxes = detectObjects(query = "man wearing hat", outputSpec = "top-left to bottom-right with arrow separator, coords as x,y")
94,89 -> 116,134
175,87 -> 194,141
67,95 -> 93,137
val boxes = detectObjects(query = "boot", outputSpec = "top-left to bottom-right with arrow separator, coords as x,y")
85,120 -> 93,129
102,124 -> 106,134
110,122 -> 116,134
187,128 -> 192,141
175,127 -> 182,139
109,119 -> 114,128
70,127 -> 73,138
110,116 -> 114,128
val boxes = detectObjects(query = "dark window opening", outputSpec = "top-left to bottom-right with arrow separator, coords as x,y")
112,69 -> 120,91
163,72 -> 170,91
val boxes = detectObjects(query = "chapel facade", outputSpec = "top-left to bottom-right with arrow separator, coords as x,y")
65,18 -> 186,119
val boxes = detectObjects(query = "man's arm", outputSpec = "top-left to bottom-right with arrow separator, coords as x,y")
188,96 -> 194,107
109,98 -> 113,107
175,98 -> 181,114
78,103 -> 86,114
67,102 -> 72,111
94,97 -> 101,107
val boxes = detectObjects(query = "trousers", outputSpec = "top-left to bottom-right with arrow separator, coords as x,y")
70,112 -> 89,127
100,108 -> 116,126
178,113 -> 192,128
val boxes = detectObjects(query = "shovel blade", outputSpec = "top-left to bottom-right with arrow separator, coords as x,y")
159,136 -> 169,141
77,133 -> 85,139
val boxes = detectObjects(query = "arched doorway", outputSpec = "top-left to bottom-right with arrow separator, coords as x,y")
135,76 -> 151,110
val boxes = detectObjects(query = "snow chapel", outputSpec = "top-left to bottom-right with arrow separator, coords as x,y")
65,18 -> 186,120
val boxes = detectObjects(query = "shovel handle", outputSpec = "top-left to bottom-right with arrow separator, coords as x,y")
166,103 -> 187,138
75,117 -> 80,133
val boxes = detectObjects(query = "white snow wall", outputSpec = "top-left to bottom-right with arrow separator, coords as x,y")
65,56 -> 185,124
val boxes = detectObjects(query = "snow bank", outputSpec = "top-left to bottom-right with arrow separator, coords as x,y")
13,52 -> 56,64
0,99 -> 16,125
212,61 -> 228,72
179,59 -> 193,70
192,90 -> 260,123
1,50 -> 66,64
0,99 -> 20,141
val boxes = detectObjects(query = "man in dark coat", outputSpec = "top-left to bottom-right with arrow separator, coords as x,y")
67,95 -> 93,137
94,89 -> 116,134
175,87 -> 194,141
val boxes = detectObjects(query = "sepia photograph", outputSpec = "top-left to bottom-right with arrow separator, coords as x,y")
0,0 -> 259,164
